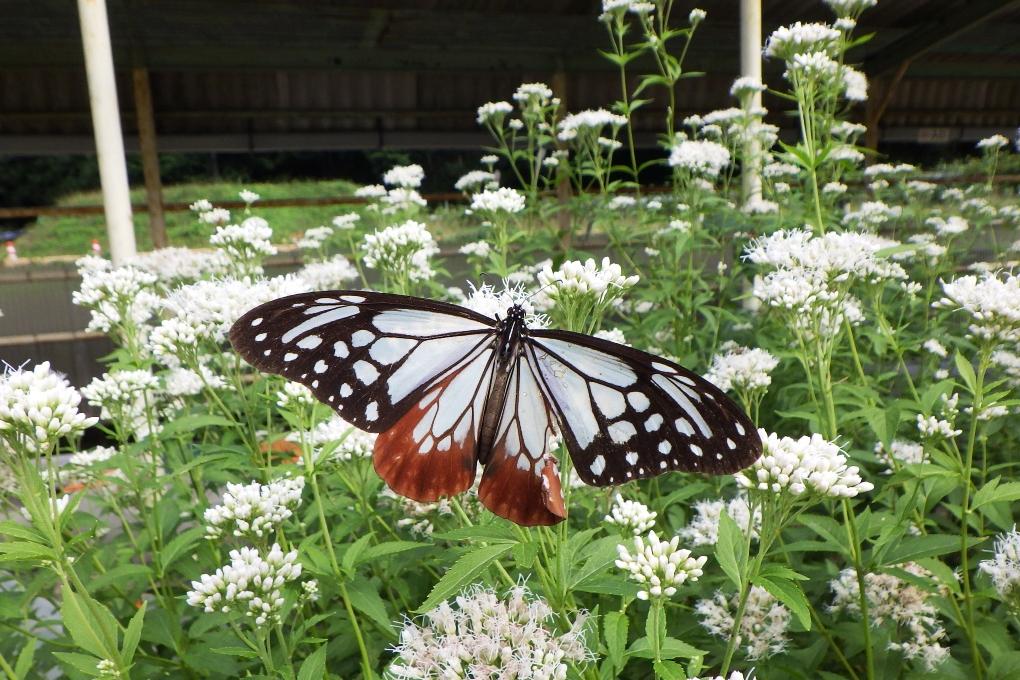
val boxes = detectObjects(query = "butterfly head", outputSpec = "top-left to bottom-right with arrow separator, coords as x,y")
506,304 -> 527,324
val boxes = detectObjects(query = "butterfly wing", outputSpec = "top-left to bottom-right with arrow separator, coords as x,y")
477,357 -> 565,526
525,330 -> 761,486
230,290 -> 500,501
229,291 -> 496,432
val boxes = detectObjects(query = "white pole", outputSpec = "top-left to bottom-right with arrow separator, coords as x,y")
740,0 -> 763,204
77,0 -> 136,264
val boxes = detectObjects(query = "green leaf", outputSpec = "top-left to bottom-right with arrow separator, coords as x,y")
432,525 -> 517,543
297,644 -> 328,680
341,534 -> 374,575
573,577 -> 641,598
881,534 -> 961,565
654,660 -> 687,680
604,611 -> 629,671
972,479 -> 1020,510
90,564 -> 153,594
715,511 -> 744,590
628,637 -> 706,659
159,414 -> 236,437
757,564 -> 809,582
121,602 -> 146,665
60,590 -> 118,659
13,641 -> 36,680
158,527 -> 205,575
415,543 -> 513,613
209,646 -> 259,659
753,575 -> 811,630
52,652 -> 104,676
570,538 -> 619,588
0,541 -> 56,563
954,352 -> 977,394
512,541 -> 538,569
0,521 -> 46,544
357,540 -> 429,567
346,581 -> 394,635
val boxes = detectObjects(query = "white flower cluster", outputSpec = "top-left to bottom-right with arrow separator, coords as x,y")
383,164 -> 425,189
705,344 -> 779,394
299,255 -> 359,289
186,544 -> 303,626
830,563 -> 949,671
679,495 -> 761,547
536,257 -> 639,305
454,170 -> 497,192
936,272 -> 1020,342
604,494 -> 657,534
736,429 -> 874,498
843,200 -> 902,229
198,208 -> 231,225
295,225 -> 333,251
239,189 -> 260,205
458,240 -> 491,259
916,393 -> 962,439
824,0 -> 876,18
557,109 -> 627,141
668,140 -> 731,179
355,184 -> 387,199
72,265 -> 160,334
288,414 -> 377,463
785,51 -> 839,83
127,247 -> 228,282
209,217 -> 277,274
874,439 -> 925,473
380,188 -> 428,215
697,586 -> 791,660
81,370 -> 161,438
926,215 -> 969,237
275,381 -> 315,410
841,66 -> 868,101
979,528 -> 1020,610
389,585 -> 591,680
332,212 -> 360,230
362,220 -> 440,282
460,282 -> 547,328
977,134 -> 1009,150
476,100 -> 513,124
0,362 -> 97,454
469,187 -> 526,215
204,476 -> 305,539
764,22 -> 841,60
615,531 -> 706,600
513,82 -> 554,105
747,228 -> 907,284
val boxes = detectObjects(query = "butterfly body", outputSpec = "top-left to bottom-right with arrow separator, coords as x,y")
230,290 -> 762,526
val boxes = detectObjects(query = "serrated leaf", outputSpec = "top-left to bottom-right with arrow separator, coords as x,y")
297,644 -> 328,680
121,601 -> 146,664
416,544 -> 512,613
973,479 -> 1020,510
52,652 -> 104,676
0,541 -> 56,563
954,353 -> 977,394
654,660 -> 687,680
754,575 -> 812,630
880,534 -> 962,565
341,534 -> 374,575
210,646 -> 259,659
90,564 -> 153,593
512,541 -> 538,569
628,637 -> 706,659
433,525 -> 517,543
573,577 -> 641,598
346,581 -> 394,635
61,590 -> 118,659
14,640 -> 35,679
604,611 -> 629,671
158,526 -> 205,575
0,521 -> 46,544
757,564 -> 808,582
357,540 -> 429,567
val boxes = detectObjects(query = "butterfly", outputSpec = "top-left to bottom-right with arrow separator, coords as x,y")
229,290 -> 762,526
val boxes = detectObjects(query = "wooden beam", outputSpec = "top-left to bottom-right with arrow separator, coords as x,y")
132,67 -> 167,248
863,0 -> 1020,75
864,60 -> 910,150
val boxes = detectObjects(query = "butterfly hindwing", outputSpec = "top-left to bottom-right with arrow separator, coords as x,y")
526,330 -> 762,486
477,358 -> 566,526
373,337 -> 497,501
229,291 -> 496,432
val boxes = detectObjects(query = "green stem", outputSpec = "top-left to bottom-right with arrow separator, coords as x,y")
842,500 -> 874,680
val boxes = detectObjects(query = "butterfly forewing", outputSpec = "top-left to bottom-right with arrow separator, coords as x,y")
229,291 -> 496,432
526,330 -> 761,486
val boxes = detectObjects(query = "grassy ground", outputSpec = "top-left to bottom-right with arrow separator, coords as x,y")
15,179 -> 362,258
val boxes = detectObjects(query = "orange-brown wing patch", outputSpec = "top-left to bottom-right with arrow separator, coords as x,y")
478,361 -> 566,526
373,346 -> 494,502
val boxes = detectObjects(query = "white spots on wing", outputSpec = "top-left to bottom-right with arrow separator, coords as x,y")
735,421 -> 745,436
644,413 -> 663,432
328,396 -> 334,403
653,374 -> 712,438
625,451 -> 639,466
716,453 -> 723,460
369,336 -> 417,365
251,317 -> 263,327
437,436 -> 451,452
419,435 -> 434,454
454,413 -> 471,445
627,391 -> 650,412
314,297 -> 339,304
263,349 -> 272,356
413,403 -> 438,443
255,332 -> 267,342
334,341 -> 349,358
591,383 -> 626,419
727,438 -> 736,450
532,348 -> 599,449
354,360 -> 379,385
341,295 -> 366,303
314,360 -> 329,374
660,461 -> 668,469
311,380 -> 319,388
340,383 -> 352,398
608,420 -> 637,444
690,444 -> 703,457
284,352 -> 298,362
505,428 -> 520,458
297,335 -> 322,350
352,330 -> 375,347
677,375 -> 696,387
366,402 -> 379,421
590,454 -> 606,476
658,440 -> 672,454
677,382 -> 703,403
675,417 -> 694,436
281,305 -> 358,343
419,389 -> 439,409
536,338 -> 637,387
652,362 -> 674,373
372,309 -> 489,335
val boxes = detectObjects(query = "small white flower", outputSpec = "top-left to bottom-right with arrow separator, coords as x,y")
764,22 -> 840,60
736,429 -> 874,498
615,531 -> 706,600
668,140 -> 731,178
239,189 -> 260,205
454,170 -> 498,192
936,272 -> 1020,343
382,164 -> 425,189
469,187 -> 526,215
362,220 -> 440,282
980,528 -> 1020,610
922,339 -> 948,358
605,494 -> 656,534
977,134 -> 1009,150
275,382 -> 315,410
299,255 -> 359,289
679,495 -> 761,547
332,212 -> 361,230
0,363 -> 98,454
476,101 -> 514,124
354,184 -> 387,199
697,587 -> 790,659
458,240 -> 492,259
557,109 -> 627,141
874,439 -> 925,473
204,477 -> 305,539
705,344 -> 779,393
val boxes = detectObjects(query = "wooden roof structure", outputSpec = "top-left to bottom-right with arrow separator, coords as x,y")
1,0 -> 1019,156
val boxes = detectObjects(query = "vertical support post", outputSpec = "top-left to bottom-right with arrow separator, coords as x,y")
77,0 -> 136,264
740,0 -> 763,204
132,67 -> 167,248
